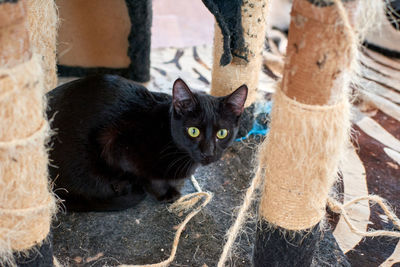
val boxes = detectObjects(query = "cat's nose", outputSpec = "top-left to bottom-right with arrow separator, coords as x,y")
200,153 -> 214,165
201,151 -> 213,158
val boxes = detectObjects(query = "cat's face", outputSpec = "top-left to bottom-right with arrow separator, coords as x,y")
171,79 -> 247,165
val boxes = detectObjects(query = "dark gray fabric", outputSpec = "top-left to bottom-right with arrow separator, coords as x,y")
253,221 -> 350,267
253,222 -> 321,267
125,0 -> 152,82
201,0 -> 247,66
0,0 -> 18,3
13,234 -> 54,267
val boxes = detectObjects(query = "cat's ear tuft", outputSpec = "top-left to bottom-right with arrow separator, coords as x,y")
172,78 -> 196,114
224,84 -> 248,116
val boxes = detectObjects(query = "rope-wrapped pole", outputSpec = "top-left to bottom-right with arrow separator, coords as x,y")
27,0 -> 59,92
254,0 -> 357,265
210,0 -> 268,107
0,0 -> 56,265
0,0 -> 31,68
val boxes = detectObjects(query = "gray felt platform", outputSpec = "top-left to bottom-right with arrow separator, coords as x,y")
52,135 -> 348,267
52,140 -> 257,267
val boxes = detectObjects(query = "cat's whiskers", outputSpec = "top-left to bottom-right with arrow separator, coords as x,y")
160,151 -> 188,160
173,156 -> 193,180
166,154 -> 191,180
159,145 -> 189,160
173,158 -> 187,180
159,141 -> 174,156
165,155 -> 188,177
183,158 -> 193,178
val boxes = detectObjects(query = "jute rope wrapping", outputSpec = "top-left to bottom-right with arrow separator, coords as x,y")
0,55 -> 56,265
258,87 -> 351,230
281,0 -> 358,105
26,0 -> 58,92
210,0 -> 268,107
257,0 -> 358,230
0,1 -> 31,69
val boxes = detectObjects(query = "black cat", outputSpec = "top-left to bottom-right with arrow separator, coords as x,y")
47,75 -> 247,211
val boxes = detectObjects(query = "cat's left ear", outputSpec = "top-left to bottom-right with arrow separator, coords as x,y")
224,84 -> 248,116
172,78 -> 196,114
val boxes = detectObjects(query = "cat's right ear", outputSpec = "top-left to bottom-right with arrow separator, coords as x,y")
224,84 -> 248,116
172,78 -> 196,115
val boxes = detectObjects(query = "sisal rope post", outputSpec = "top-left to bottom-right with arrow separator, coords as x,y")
259,0 -> 356,229
0,0 -> 56,265
26,0 -> 59,92
0,0 -> 31,68
252,0 -> 356,265
210,0 -> 268,107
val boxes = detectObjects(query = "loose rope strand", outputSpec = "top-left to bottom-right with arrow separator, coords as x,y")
217,168 -> 263,267
190,175 -> 203,192
119,176 -> 212,267
328,196 -> 400,238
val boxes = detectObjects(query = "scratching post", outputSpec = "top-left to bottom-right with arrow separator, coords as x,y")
0,0 -> 56,266
0,0 -> 30,68
254,0 -> 356,265
208,0 -> 268,106
26,0 -> 58,92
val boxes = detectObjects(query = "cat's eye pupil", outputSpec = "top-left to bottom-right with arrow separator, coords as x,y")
187,127 -> 200,138
217,129 -> 228,139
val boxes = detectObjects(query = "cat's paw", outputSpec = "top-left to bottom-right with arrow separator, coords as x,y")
157,187 -> 181,203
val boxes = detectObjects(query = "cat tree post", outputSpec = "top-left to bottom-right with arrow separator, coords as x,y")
0,0 -> 55,266
27,0 -> 58,92
253,0 -> 357,265
208,0 -> 268,106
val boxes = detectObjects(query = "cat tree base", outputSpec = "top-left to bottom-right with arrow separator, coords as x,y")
253,221 -> 350,266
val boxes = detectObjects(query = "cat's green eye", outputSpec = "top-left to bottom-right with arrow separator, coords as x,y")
187,127 -> 200,138
216,129 -> 228,139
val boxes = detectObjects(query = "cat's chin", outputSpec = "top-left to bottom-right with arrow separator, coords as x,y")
199,158 -> 217,166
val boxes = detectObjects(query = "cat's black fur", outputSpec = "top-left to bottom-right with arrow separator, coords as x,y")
47,75 -> 247,212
